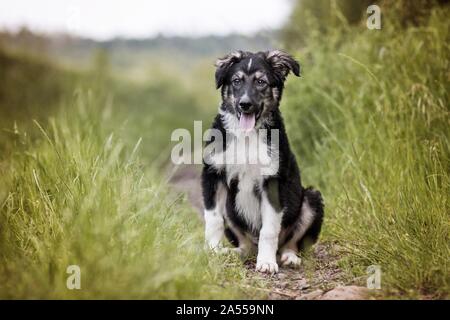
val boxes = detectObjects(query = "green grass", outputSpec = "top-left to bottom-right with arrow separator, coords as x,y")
0,3 -> 449,299
0,50 -> 263,299
283,6 -> 449,298
0,93 -> 263,299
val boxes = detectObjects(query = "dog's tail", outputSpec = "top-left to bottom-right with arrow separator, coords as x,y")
297,187 -> 324,250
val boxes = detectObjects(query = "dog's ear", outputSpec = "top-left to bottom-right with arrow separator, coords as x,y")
215,50 -> 245,89
265,50 -> 300,81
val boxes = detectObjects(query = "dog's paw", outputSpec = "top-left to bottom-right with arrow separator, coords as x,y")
256,261 -> 279,274
280,250 -> 302,268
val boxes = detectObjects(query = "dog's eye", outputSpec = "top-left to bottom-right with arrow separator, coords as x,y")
256,79 -> 267,86
232,79 -> 241,86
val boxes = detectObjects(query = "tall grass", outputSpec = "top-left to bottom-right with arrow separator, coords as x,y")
1,3 -> 448,299
283,7 -> 449,297
0,55 -> 260,298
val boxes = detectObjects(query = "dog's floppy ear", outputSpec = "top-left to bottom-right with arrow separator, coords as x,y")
215,50 -> 244,89
265,50 -> 300,81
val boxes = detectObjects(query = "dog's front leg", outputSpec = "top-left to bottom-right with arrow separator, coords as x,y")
256,192 -> 282,274
202,166 -> 226,252
204,210 -> 224,251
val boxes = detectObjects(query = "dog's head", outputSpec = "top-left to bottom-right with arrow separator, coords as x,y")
215,50 -> 300,131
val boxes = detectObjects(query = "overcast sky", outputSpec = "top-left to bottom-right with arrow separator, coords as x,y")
0,0 -> 293,40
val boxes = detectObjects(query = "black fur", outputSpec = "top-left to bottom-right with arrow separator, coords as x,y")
202,50 -> 323,253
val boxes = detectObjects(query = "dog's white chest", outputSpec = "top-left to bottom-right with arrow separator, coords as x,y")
211,130 -> 276,232
233,166 -> 263,232
210,130 -> 278,177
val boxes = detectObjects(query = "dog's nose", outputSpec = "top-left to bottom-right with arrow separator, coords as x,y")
239,96 -> 252,112
239,102 -> 252,112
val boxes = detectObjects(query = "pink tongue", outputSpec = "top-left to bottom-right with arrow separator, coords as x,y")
239,113 -> 256,132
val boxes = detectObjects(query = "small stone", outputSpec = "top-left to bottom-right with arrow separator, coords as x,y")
297,278 -> 310,290
300,284 -> 311,290
320,286 -> 369,300
296,289 -> 324,300
277,273 -> 288,280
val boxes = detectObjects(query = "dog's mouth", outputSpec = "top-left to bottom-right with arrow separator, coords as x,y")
236,109 -> 262,132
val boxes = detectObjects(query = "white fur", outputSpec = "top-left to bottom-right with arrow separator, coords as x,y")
234,168 -> 262,232
209,112 -> 279,233
204,208 -> 224,251
280,249 -> 301,267
206,111 -> 297,274
278,198 -> 315,267
256,191 -> 282,273
204,184 -> 227,251
212,111 -> 279,176
293,199 -> 315,243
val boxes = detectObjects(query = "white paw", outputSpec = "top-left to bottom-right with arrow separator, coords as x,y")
256,261 -> 279,274
280,250 -> 302,268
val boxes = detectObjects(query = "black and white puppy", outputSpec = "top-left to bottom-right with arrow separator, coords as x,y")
202,50 -> 324,273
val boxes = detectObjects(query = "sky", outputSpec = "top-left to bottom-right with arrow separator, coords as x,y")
0,0 -> 293,40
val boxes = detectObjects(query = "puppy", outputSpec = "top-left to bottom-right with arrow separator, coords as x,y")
202,50 -> 324,273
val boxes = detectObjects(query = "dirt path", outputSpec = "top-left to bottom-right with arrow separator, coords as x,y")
168,164 -> 370,300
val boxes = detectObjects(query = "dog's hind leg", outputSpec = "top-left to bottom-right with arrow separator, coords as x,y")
279,187 -> 324,267
297,187 -> 324,250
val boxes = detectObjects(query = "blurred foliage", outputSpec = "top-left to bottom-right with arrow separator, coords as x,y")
0,0 -> 449,298
382,0 -> 450,26
0,43 -> 261,299
281,1 -> 449,297
0,89 -> 260,299
0,46 -> 212,164
0,29 -> 275,73
0,50 -> 78,123
282,0 -> 449,49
